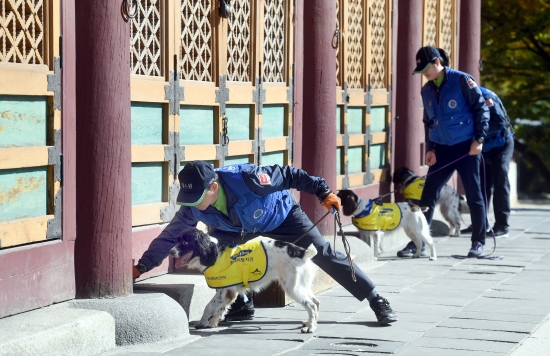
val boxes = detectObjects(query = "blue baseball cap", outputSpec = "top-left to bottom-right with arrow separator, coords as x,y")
177,161 -> 216,206
412,46 -> 440,74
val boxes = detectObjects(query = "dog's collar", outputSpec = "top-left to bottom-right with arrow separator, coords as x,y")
402,175 -> 417,187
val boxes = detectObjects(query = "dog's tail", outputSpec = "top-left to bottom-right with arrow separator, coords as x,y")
304,244 -> 317,260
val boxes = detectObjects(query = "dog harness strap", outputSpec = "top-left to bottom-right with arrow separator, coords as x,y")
203,241 -> 268,288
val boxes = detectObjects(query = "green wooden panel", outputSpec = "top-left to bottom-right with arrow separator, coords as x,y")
370,144 -> 386,170
262,105 -> 285,138
180,106 -> 215,145
226,105 -> 250,141
348,107 -> 363,134
224,155 -> 250,165
131,163 -> 163,205
131,102 -> 163,145
336,106 -> 342,134
336,147 -> 342,175
0,95 -> 47,147
261,151 -> 284,166
370,106 -> 386,133
0,167 -> 47,222
348,146 -> 363,173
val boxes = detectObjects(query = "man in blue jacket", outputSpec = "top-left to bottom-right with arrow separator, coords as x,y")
133,161 -> 398,325
462,87 -> 514,237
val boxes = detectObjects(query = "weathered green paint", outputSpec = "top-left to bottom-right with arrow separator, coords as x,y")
224,155 -> 250,165
131,102 -> 163,145
261,151 -> 284,166
370,106 -> 386,132
370,144 -> 386,169
0,95 -> 47,147
336,106 -> 342,133
348,146 -> 363,173
226,105 -> 250,141
262,105 -> 285,138
0,167 -> 47,222
348,107 -> 363,134
131,163 -> 163,205
336,147 -> 342,174
180,106 -> 215,145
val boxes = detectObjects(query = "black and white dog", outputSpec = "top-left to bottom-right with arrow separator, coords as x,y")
338,190 -> 436,261
169,228 -> 320,333
393,166 -> 463,237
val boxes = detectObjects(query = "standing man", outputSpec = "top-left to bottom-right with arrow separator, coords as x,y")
133,161 -> 398,325
462,87 -> 514,237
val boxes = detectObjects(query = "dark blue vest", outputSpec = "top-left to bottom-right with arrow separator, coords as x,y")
191,164 -> 293,233
422,68 -> 475,146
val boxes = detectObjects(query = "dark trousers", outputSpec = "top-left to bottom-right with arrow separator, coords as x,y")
481,136 -> 514,230
419,140 -> 487,245
209,205 -> 376,301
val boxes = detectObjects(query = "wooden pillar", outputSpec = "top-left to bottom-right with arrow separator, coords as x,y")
458,0 -> 481,82
74,0 -> 132,298
394,0 -> 424,173
301,1 -> 337,235
292,0 -> 304,175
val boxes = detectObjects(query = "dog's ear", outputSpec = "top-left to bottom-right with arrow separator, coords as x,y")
338,190 -> 358,216
196,231 -> 219,267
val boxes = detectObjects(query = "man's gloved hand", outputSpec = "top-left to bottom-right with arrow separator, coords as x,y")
133,263 -> 147,279
321,192 -> 341,212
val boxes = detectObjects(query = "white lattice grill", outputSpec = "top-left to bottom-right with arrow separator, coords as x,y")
131,0 -> 162,76
0,0 -> 44,64
263,0 -> 285,83
424,0 -> 437,46
370,0 -> 386,89
440,0 -> 453,65
227,0 -> 250,82
347,0 -> 363,89
180,0 -> 212,81
336,0 -> 340,86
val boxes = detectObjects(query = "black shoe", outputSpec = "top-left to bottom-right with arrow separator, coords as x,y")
467,241 -> 484,258
396,241 -> 427,258
223,295 -> 255,322
369,295 -> 398,325
460,226 -> 473,234
487,227 -> 509,238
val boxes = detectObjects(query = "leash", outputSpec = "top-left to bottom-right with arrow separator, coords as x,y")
293,208 -> 357,282
451,154 -> 504,260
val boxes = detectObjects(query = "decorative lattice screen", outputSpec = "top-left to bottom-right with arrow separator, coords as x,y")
180,0 -> 212,81
0,0 -> 45,64
336,0 -> 340,86
131,0 -> 162,76
370,0 -> 386,89
347,0 -> 363,89
227,0 -> 251,82
263,0 -> 285,83
424,0 -> 438,46
440,0 -> 453,64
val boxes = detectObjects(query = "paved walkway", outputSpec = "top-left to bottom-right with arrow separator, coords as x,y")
105,204 -> 550,356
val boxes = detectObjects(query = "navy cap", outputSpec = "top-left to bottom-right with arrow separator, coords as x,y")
412,46 -> 440,74
176,161 -> 216,206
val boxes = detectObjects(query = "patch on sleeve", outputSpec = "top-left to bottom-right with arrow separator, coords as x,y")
485,99 -> 494,108
257,173 -> 271,185
467,79 -> 478,89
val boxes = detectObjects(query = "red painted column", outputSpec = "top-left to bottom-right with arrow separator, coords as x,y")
458,0 -> 481,82
300,1 -> 337,235
74,1 -> 132,298
292,0 -> 304,202
394,0 -> 424,173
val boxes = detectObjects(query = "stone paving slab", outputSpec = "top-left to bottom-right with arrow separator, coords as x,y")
451,310 -> 546,324
299,335 -> 405,354
407,336 -> 516,353
439,318 -> 535,333
396,346 -> 505,355
423,326 -> 526,343
462,297 -> 550,316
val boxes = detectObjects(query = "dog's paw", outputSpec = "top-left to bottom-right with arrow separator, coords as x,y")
301,324 -> 316,333
429,256 -> 437,261
194,322 -> 209,329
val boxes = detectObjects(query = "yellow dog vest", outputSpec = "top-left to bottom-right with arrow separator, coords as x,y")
352,203 -> 402,231
203,241 -> 267,289
402,178 -> 425,200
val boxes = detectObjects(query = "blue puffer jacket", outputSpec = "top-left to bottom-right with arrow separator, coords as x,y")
422,68 -> 489,150
138,163 -> 331,271
479,86 -> 514,153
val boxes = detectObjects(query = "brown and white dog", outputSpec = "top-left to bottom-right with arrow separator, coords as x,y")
393,166 -> 464,236
337,189 -> 437,261
169,228 -> 320,333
